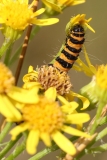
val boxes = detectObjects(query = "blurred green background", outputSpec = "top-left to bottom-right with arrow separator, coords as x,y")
2,0 -> 107,159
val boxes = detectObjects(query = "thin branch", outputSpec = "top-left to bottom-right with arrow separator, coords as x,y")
15,0 -> 39,85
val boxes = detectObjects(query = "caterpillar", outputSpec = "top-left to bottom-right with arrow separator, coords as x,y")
49,14 -> 95,72
52,24 -> 85,72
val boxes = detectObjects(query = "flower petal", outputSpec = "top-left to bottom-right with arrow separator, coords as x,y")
45,87 -> 56,101
33,8 -> 45,17
51,131 -> 76,155
57,94 -> 69,105
69,91 -> 90,110
0,95 -> 22,120
10,122 -> 29,140
66,113 -> 90,124
61,102 -> 79,114
32,18 -> 59,26
40,132 -> 51,146
62,125 -> 90,138
8,86 -> 39,103
26,130 -> 39,154
42,0 -> 62,12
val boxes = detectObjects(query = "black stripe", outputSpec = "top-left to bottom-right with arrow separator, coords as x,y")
72,25 -> 84,32
65,43 -> 82,53
72,32 -> 85,37
55,57 -> 73,69
62,49 -> 78,60
68,35 -> 85,44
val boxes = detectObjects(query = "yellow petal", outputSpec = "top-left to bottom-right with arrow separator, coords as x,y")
23,82 -> 41,90
61,102 -> 78,114
83,46 -> 96,74
40,132 -> 51,146
0,95 -> 22,120
26,130 -> 39,154
62,125 -> 90,138
45,87 -> 56,101
10,122 -> 29,140
33,8 -> 45,17
85,22 -> 95,33
70,91 -> 90,110
66,113 -> 90,124
57,94 -> 69,105
8,86 -> 39,103
72,0 -> 85,5
42,0 -> 62,12
32,18 -> 59,26
51,131 -> 76,155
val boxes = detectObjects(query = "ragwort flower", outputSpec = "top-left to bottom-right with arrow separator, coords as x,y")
42,0 -> 85,13
0,0 -> 59,39
10,87 -> 90,155
23,65 -> 72,95
0,62 -> 39,121
23,65 -> 90,110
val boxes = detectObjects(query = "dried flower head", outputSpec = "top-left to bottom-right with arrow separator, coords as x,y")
37,65 -> 72,95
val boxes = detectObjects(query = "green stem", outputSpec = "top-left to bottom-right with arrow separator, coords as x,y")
0,38 -> 13,59
0,122 -> 12,143
5,134 -> 26,160
99,116 -> 107,126
28,148 -> 53,160
89,101 -> 105,135
9,25 -> 41,66
0,134 -> 22,159
88,143 -> 107,153
4,43 -> 14,66
29,136 -> 78,160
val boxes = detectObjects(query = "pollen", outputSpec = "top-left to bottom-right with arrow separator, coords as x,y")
22,97 -> 65,134
37,65 -> 72,95
0,62 -> 15,93
0,1 -> 34,30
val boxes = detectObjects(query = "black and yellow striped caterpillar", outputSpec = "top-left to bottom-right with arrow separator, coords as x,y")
50,14 -> 95,72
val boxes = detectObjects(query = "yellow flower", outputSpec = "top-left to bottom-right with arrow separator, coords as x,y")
66,14 -> 95,35
23,65 -> 72,95
80,64 -> 107,106
0,0 -> 59,30
10,87 -> 90,155
96,65 -> 107,90
0,62 -> 40,121
42,0 -> 85,13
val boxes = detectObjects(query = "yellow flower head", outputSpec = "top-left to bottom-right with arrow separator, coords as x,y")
42,0 -> 85,13
0,0 -> 59,30
23,65 -> 72,95
10,87 -> 90,155
66,14 -> 95,35
96,65 -> 107,90
80,65 -> 107,105
0,62 -> 40,121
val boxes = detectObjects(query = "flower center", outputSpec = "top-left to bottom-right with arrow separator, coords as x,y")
0,62 -> 15,93
22,97 -> 65,134
0,1 -> 34,30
